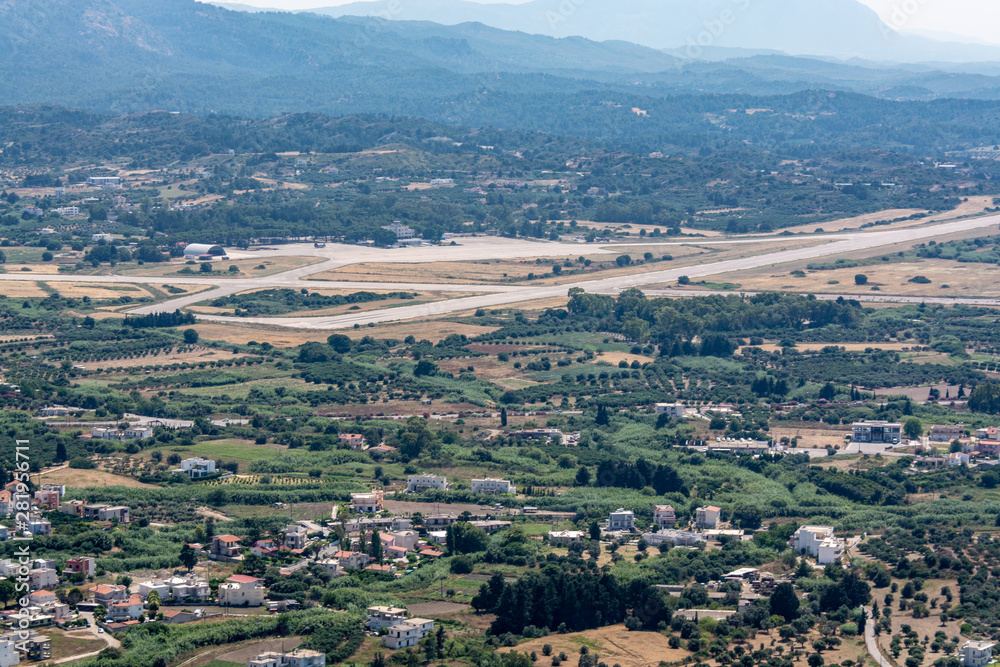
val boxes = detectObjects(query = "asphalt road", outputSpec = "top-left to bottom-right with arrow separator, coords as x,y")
192,213 -> 1000,330
2,214 -> 998,329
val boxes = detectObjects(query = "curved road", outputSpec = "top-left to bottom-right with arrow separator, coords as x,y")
863,607 -> 891,667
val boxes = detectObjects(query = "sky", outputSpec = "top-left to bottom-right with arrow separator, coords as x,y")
212,0 -> 1000,45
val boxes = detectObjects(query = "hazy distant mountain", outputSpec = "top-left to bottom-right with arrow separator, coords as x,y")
306,0 -> 1000,63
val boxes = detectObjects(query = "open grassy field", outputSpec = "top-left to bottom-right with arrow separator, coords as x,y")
48,629 -> 108,661
344,320 -> 500,342
47,282 -> 154,300
158,439 -> 288,467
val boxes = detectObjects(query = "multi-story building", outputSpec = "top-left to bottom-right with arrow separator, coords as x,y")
470,478 -> 516,495
284,524 -> 308,550
26,517 -> 51,536
790,526 -> 845,564
66,556 -> 96,577
211,535 -> 243,560
175,457 -> 216,478
384,619 -> 435,649
218,575 -> 265,607
653,505 -> 676,529
33,490 -> 60,510
382,222 -> 416,239
29,569 -> 57,590
607,509 -> 635,532
642,529 -> 706,548
0,637 -> 17,667
696,506 -> 721,529
962,640 -> 996,667
930,424 -> 966,442
92,584 -> 128,605
350,490 -> 384,514
106,595 -> 144,622
654,403 -> 686,418
406,475 -> 448,493
366,606 -> 409,631
852,421 -> 902,444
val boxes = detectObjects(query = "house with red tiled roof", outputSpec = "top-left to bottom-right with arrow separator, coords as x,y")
106,595 -> 144,622
92,584 -> 128,605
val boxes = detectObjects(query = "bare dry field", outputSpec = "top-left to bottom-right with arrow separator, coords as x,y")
771,427 -> 850,449
345,320 -> 500,343
499,624 -> 691,667
75,346 -> 246,370
0,281 -> 48,297
874,383 -> 964,401
596,351 -> 655,365
312,258 -> 576,284
50,282 -> 154,300
33,466 -> 156,489
116,256 -> 322,278
715,258 -> 1000,298
769,195 -> 993,235
557,219 -> 724,238
190,322 -> 332,346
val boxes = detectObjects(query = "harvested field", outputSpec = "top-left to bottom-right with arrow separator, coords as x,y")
214,637 -> 303,665
76,346 -> 245,370
384,500 -> 499,516
722,258 -> 1000,298
770,427 -> 851,449
117,256 -> 321,278
499,624 -> 691,667
344,320 -> 499,343
0,281 -> 48,297
595,351 -> 655,365
49,282 -> 154,300
190,322 -> 332,347
33,466 -> 156,489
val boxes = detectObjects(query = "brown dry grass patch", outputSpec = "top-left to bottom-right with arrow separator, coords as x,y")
499,624 -> 691,667
33,466 -> 156,489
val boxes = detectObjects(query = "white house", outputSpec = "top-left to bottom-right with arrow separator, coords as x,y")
949,452 -> 971,467
384,618 -> 435,649
608,509 -> 635,532
791,526 -> 845,564
406,475 -> 448,493
962,640 -> 996,667
642,529 -> 705,548
218,575 -> 265,607
26,518 -> 51,536
91,233 -> 113,242
655,403 -> 686,418
175,457 -> 216,478
248,649 -> 326,667
470,478 -> 516,495
695,506 -> 721,529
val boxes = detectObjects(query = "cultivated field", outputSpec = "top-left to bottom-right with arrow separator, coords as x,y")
33,466 -> 157,489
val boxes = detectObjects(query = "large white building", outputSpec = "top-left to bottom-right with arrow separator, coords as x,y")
382,222 -> 415,239
470,478 -> 516,495
852,421 -> 902,444
643,529 -> 705,548
790,526 -> 845,564
406,475 -> 448,493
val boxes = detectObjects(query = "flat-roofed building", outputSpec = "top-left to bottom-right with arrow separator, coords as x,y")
470,478 -> 516,495
852,420 -> 902,444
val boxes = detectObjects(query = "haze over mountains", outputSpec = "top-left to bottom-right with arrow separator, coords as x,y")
221,0 -> 1000,64
4,0 -> 1000,151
